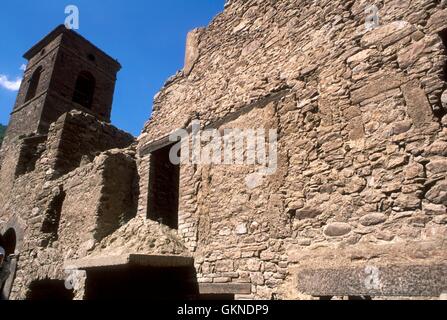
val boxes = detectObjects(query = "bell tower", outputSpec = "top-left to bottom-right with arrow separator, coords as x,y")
4,25 -> 121,144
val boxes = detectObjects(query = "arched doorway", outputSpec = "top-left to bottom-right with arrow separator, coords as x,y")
0,227 -> 19,300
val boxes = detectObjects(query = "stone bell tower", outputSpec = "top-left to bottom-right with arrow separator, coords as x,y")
3,25 -> 121,145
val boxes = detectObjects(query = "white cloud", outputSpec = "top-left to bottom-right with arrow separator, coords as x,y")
0,74 -> 22,91
20,64 -> 27,71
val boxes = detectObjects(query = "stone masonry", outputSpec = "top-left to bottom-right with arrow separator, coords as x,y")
0,0 -> 446,300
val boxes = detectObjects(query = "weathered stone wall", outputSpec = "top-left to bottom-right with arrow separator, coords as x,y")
0,26 -> 138,300
14,135 -> 47,177
44,111 -> 134,179
0,109 -> 137,299
138,0 -> 447,299
0,142 -> 23,207
141,0 -> 447,143
46,28 -> 122,123
6,149 -> 138,299
3,26 -> 121,148
2,0 -> 447,300
5,37 -> 57,144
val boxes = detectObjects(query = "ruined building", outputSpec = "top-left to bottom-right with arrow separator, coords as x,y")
0,0 -> 447,300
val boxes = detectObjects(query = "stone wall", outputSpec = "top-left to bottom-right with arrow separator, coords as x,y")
1,0 -> 447,300
14,135 -> 47,177
0,108 -> 137,299
44,111 -> 134,179
6,148 -> 138,299
46,28 -> 121,123
141,0 -> 447,143
5,41 -> 56,144
138,0 -> 447,299
4,25 -> 121,147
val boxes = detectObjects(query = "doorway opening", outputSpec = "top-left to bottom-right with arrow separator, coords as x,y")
84,265 -> 198,300
437,28 -> 447,120
0,228 -> 18,300
1,229 -> 16,256
439,28 -> 447,59
147,143 -> 180,229
26,279 -> 74,300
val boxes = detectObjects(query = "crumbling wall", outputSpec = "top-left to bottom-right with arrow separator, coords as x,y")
138,0 -> 447,299
95,150 -> 139,240
51,149 -> 138,259
0,26 -> 135,299
14,135 -> 47,177
2,0 -> 447,301
44,111 -> 134,178
0,107 -> 138,299
189,103 -> 290,298
7,148 -> 138,299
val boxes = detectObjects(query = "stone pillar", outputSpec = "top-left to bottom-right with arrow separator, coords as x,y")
136,154 -> 151,219
183,28 -> 203,76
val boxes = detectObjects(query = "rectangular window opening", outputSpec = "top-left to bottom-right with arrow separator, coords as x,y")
147,142 -> 180,229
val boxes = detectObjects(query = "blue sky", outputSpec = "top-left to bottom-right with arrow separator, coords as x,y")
0,1 -> 225,135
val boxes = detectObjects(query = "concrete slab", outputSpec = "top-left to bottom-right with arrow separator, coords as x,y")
65,254 -> 194,270
199,283 -> 252,295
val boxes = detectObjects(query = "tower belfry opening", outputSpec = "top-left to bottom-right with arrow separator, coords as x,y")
73,71 -> 95,109
25,66 -> 42,102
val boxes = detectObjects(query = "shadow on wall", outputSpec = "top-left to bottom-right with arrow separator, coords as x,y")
84,265 -> 198,300
436,28 -> 447,120
26,280 -> 74,300
0,229 -> 16,256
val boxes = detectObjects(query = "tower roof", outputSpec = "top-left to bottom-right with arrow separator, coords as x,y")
23,25 -> 121,70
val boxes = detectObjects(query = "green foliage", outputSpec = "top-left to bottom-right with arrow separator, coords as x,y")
0,124 -> 6,145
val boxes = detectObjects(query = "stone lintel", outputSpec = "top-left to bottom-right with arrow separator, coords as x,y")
199,283 -> 252,295
139,88 -> 291,156
66,254 -> 194,270
141,135 -> 173,155
297,263 -> 447,297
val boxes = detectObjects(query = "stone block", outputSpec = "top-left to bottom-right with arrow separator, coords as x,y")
297,264 -> 447,297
